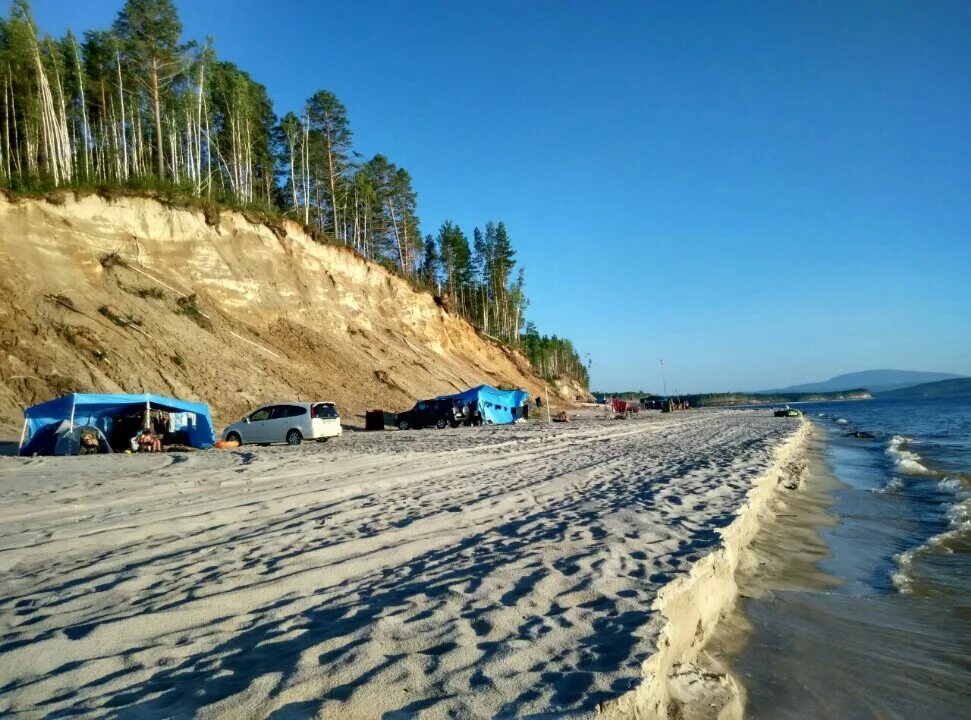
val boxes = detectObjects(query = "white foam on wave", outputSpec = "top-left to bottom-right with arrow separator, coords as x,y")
891,480 -> 970,594
874,476 -> 905,494
891,549 -> 916,594
886,435 -> 934,476
939,478 -> 959,494
835,418 -> 848,425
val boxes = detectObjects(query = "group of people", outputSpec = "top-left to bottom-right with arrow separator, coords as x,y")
77,420 -> 162,454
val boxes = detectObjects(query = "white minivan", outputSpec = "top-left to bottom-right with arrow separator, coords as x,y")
222,402 -> 342,446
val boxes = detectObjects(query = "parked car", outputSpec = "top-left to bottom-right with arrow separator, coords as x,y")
396,399 -> 467,430
222,402 -> 342,445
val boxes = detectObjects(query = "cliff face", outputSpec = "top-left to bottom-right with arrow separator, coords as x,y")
0,192 -> 560,436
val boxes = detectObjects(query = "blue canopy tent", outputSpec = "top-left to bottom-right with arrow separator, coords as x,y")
438,385 -> 528,425
20,393 -> 215,455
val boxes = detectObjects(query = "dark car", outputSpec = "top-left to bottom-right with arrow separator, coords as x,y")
396,399 -> 467,430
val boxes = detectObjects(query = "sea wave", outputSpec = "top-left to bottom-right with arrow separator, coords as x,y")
891,481 -> 970,594
892,550 -> 917,593
874,476 -> 904,494
886,435 -> 935,476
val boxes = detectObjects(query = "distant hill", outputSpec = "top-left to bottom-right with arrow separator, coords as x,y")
688,389 -> 871,407
875,377 -> 971,400
763,369 -> 962,395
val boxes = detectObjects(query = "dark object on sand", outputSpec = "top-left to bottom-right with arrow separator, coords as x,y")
845,431 -> 876,439
774,408 -> 802,417
365,410 -> 387,431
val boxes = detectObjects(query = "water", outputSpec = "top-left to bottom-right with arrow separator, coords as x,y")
733,397 -> 971,718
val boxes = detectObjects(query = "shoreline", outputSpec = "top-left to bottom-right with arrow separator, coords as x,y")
715,405 -> 971,719
600,418 -> 814,719
695,422 -> 843,718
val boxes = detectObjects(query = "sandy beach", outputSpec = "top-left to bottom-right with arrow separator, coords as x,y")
0,410 -> 805,718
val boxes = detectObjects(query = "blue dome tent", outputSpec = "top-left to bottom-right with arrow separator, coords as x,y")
19,393 -> 215,455
437,385 -> 528,425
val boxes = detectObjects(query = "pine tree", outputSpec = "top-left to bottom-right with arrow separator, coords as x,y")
113,0 -> 184,178
305,89 -> 351,241
436,221 -> 471,314
420,232 -> 439,290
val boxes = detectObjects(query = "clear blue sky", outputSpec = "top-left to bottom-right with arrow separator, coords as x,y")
28,0 -> 971,392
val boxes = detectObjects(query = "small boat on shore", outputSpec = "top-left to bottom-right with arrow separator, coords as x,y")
774,407 -> 802,418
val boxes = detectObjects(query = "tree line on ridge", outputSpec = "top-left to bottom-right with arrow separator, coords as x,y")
0,0 -> 589,387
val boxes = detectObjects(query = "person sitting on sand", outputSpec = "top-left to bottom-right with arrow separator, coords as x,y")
79,431 -> 100,455
131,428 -> 162,453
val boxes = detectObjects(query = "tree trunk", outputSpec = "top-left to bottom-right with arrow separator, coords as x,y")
151,56 -> 164,177
72,37 -> 90,179
115,51 -> 128,180
288,134 -> 297,207
302,118 -> 310,225
387,200 -> 404,271
195,61 -> 205,194
325,120 -> 338,239
3,74 -> 10,180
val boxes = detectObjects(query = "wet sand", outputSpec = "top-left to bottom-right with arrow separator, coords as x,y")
703,426 -> 971,719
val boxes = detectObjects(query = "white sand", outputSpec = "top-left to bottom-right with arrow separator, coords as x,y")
0,410 -> 805,718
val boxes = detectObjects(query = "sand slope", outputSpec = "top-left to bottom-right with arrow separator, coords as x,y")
0,411 -> 802,718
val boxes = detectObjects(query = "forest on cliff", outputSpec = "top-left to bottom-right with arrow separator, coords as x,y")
0,0 -> 589,387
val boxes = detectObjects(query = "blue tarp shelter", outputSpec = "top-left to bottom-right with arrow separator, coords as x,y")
20,393 -> 215,455
438,385 -> 528,425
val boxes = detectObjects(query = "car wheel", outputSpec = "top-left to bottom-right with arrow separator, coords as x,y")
286,429 -> 303,446
398,419 -> 410,430
436,419 -> 448,429
225,432 -> 242,445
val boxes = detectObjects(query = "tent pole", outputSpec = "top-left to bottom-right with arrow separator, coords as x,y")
18,418 -> 27,450
69,395 -> 76,432
145,395 -> 150,430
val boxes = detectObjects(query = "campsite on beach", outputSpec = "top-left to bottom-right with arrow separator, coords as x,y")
14,384 -> 538,457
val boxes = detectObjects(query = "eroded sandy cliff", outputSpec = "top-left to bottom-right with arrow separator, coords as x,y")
0,192 -> 578,437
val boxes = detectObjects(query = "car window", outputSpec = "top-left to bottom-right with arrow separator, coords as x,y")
250,407 -> 271,422
272,405 -> 306,419
313,403 -> 338,419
